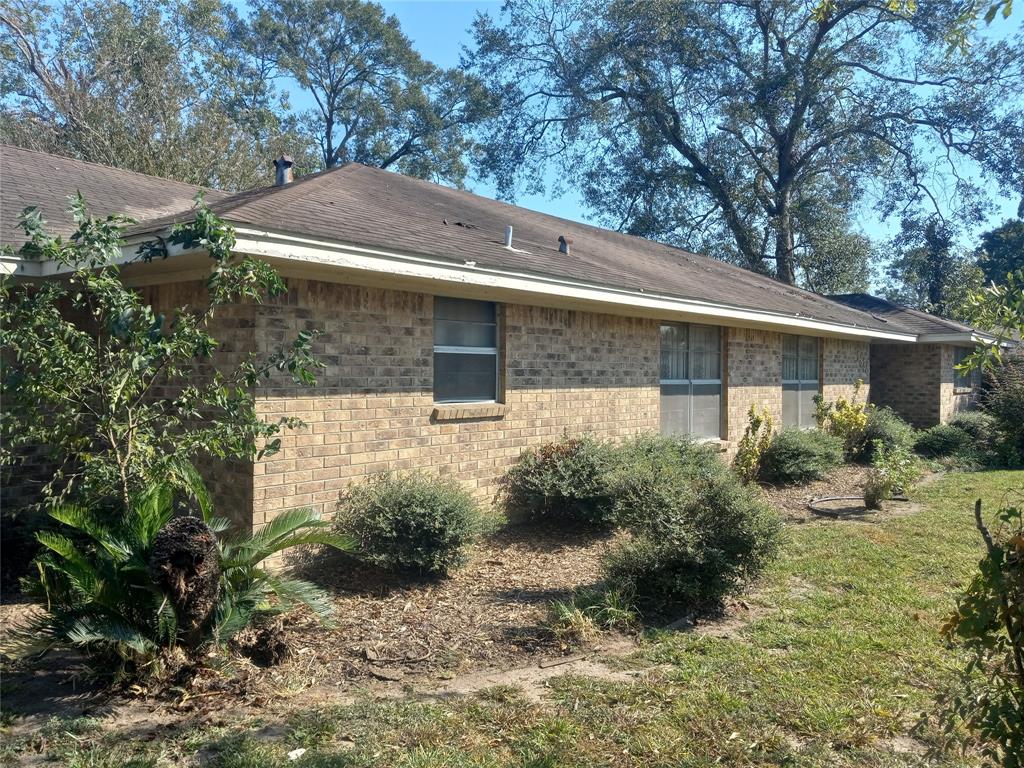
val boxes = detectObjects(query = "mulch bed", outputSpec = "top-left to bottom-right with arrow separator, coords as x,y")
758,464 -> 872,523
266,522 -> 625,691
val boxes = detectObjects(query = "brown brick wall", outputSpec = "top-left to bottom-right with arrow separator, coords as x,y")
724,328 -> 783,444
250,279 -> 661,529
938,344 -> 978,422
822,338 -> 871,404
870,343 -> 940,427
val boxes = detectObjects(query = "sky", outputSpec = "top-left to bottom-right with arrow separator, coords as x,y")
285,0 -> 1020,274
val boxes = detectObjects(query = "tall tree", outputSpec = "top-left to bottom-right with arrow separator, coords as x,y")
976,218 -> 1024,284
236,0 -> 495,185
467,0 -> 1024,285
884,215 -> 983,319
0,0 -> 307,190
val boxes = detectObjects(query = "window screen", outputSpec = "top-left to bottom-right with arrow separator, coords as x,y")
434,297 -> 498,403
782,334 -> 819,429
660,324 -> 722,439
953,347 -> 977,390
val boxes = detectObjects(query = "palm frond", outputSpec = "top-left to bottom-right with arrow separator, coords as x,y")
261,575 -> 337,627
165,458 -> 213,521
48,503 -> 112,540
66,616 -> 157,655
35,532 -> 100,597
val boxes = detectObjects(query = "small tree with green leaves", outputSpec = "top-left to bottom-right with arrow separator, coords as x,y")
0,194 -> 320,510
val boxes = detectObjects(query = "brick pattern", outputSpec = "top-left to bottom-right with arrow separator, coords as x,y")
724,328 -> 783,445
938,344 -> 978,422
249,279 -> 661,529
822,338 -> 871,404
869,343 -> 940,427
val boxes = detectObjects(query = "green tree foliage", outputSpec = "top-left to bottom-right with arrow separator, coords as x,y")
884,215 -> 984,321
976,219 -> 1024,285
0,0 -> 306,190
468,0 -> 1024,285
232,0 -> 495,183
0,195 -> 320,508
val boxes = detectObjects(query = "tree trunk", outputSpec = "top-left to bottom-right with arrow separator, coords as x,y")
150,516 -> 221,647
775,200 -> 796,285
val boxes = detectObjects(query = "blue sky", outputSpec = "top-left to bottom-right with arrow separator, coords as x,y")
279,0 -> 1018,264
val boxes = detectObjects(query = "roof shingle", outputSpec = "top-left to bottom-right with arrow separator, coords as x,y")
826,293 -> 976,336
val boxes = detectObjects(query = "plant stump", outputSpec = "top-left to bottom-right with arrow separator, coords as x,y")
149,516 -> 221,645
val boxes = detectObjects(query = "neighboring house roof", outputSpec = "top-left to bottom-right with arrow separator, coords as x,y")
131,162 -> 899,335
827,293 -> 981,340
0,144 -> 228,246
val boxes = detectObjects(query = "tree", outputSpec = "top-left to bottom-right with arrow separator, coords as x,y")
235,0 -> 495,184
467,0 -> 1024,284
884,215 -> 984,320
0,0 -> 311,190
976,219 -> 1024,284
0,196 -> 320,509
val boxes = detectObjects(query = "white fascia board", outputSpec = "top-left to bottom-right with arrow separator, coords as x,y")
230,228 -> 917,342
917,332 -> 995,345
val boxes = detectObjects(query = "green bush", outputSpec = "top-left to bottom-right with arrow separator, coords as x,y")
497,434 -> 616,525
982,354 -> 1024,465
857,407 -> 915,463
864,441 -> 920,509
915,423 -> 973,458
757,429 -> 844,485
604,436 -> 781,612
336,472 -> 482,575
947,411 -> 998,444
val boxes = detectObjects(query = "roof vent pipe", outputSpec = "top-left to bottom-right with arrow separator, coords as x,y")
273,154 -> 295,186
504,225 -> 513,248
558,235 -> 573,255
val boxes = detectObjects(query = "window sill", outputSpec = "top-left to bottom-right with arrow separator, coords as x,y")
432,403 -> 509,421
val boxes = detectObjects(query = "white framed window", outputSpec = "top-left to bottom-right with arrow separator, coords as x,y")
433,297 -> 499,403
660,323 -> 722,439
782,334 -> 819,429
953,347 -> 978,391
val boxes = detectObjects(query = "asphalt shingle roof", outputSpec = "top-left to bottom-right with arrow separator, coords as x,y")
826,293 -> 976,336
0,144 -> 227,245
132,163 -> 898,334
1,146 -> 904,335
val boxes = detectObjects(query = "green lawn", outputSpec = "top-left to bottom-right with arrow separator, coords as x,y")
4,470 -> 1020,768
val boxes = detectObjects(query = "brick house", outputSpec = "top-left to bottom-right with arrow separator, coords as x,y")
0,146 -> 989,531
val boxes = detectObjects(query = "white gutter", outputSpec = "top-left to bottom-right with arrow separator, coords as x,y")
230,228 -> 917,342
917,332 -> 998,345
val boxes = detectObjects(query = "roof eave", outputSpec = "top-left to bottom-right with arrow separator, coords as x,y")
228,226 -> 916,342
917,331 -> 994,345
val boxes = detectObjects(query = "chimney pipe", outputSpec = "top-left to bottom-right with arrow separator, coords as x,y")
558,235 -> 573,255
273,154 -> 295,186
504,225 -> 513,248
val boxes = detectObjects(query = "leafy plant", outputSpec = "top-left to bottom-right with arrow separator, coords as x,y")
858,406 -> 916,463
734,404 -> 774,483
757,428 -> 844,486
0,195 -> 320,509
497,433 -> 616,526
915,423 -> 974,458
937,501 -> 1023,767
336,472 -> 482,576
863,441 -> 920,510
815,379 -> 869,458
8,468 -> 348,681
981,352 -> 1024,466
604,435 -> 781,613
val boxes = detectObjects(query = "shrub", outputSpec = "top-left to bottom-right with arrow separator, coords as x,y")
757,429 -> 844,485
947,411 -> 998,445
497,434 -> 616,525
10,471 -> 347,681
337,472 -> 482,575
816,379 -> 869,457
982,353 -> 1024,465
863,441 -> 920,509
915,424 -> 973,458
857,407 -> 916,463
604,437 -> 781,612
733,405 -> 774,483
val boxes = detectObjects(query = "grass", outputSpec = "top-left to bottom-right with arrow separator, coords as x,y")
3,470 -> 1020,768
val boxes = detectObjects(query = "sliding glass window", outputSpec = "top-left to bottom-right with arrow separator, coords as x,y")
433,297 -> 499,403
660,323 -> 722,439
782,334 -> 819,429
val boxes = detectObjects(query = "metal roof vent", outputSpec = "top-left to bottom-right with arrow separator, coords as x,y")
273,154 -> 294,186
558,235 -> 573,255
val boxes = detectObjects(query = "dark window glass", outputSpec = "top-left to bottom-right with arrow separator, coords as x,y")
433,297 -> 499,403
659,324 -> 721,439
782,334 -> 820,428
